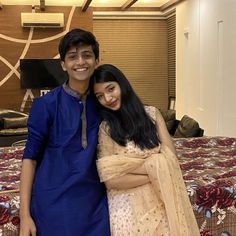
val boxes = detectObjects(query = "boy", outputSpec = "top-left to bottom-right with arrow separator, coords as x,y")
20,29 -> 110,236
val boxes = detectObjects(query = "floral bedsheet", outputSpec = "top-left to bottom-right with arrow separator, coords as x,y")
0,146 -> 23,235
174,136 -> 236,236
0,137 -> 236,236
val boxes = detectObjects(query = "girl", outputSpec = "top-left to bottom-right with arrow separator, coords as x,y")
90,64 -> 200,236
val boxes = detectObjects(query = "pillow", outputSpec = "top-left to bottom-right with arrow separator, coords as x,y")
159,109 -> 176,134
0,109 -> 28,119
3,117 -> 28,129
0,127 -> 28,136
174,115 -> 200,138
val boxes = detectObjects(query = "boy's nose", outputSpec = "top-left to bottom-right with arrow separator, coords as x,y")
76,55 -> 85,64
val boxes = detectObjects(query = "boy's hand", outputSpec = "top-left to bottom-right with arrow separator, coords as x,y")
19,216 -> 36,236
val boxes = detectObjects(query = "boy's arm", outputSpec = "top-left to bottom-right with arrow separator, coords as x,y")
19,159 -> 37,236
19,98 -> 51,235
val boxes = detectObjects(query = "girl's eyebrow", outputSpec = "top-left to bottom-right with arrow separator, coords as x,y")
106,84 -> 113,88
104,84 -> 115,91
94,84 -> 113,95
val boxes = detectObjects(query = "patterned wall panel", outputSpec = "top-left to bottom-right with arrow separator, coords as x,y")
0,5 -> 93,112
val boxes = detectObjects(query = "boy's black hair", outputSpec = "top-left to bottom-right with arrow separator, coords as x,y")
91,64 -> 160,150
59,28 -> 99,61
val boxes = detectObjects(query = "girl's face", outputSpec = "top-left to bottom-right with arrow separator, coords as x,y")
94,81 -> 121,111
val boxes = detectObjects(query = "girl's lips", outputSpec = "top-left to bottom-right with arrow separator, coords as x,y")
107,100 -> 118,107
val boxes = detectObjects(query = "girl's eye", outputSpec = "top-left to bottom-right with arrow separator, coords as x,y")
96,95 -> 103,101
108,86 -> 114,92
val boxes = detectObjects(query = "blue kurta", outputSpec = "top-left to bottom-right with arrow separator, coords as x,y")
23,86 -> 110,236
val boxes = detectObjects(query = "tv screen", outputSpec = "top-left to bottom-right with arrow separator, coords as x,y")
20,59 -> 68,89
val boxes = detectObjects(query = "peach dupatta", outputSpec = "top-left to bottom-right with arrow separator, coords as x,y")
97,145 -> 200,236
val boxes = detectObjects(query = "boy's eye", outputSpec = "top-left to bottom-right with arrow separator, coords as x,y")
67,54 -> 77,59
66,52 -> 93,60
83,53 -> 93,59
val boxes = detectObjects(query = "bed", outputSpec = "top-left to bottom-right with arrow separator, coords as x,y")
0,146 -> 23,235
175,136 -> 236,236
0,136 -> 236,235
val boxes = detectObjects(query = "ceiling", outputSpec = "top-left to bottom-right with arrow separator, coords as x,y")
0,0 -> 176,11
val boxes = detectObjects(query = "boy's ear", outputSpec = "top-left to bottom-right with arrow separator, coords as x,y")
95,59 -> 99,69
60,61 -> 67,71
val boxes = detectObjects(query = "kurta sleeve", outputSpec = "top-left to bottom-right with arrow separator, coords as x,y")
23,98 -> 52,160
96,122 -> 145,182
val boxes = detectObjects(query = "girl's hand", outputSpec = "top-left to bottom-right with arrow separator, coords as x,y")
130,163 -> 147,175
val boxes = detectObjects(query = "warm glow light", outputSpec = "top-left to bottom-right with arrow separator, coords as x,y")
2,0 -> 170,7
133,0 -> 170,7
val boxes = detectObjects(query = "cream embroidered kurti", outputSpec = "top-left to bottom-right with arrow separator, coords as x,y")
97,106 -> 200,236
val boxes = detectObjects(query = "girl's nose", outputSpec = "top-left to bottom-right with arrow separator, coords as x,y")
104,94 -> 112,103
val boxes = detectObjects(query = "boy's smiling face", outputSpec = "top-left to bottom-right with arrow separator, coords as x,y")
61,44 -> 99,85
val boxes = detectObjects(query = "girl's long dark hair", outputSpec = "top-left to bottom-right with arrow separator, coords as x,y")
90,64 -> 160,150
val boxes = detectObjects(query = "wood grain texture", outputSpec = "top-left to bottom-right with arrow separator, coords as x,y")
0,6 -> 92,112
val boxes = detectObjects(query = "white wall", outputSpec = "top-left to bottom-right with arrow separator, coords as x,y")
176,0 -> 236,137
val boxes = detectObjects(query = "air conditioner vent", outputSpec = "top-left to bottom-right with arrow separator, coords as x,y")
22,23 -> 62,27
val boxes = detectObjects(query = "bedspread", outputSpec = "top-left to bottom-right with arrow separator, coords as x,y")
174,137 -> 236,236
0,137 -> 236,236
0,146 -> 23,235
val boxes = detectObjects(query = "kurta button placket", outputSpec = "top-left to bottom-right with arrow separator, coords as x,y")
81,96 -> 87,149
63,81 -> 88,149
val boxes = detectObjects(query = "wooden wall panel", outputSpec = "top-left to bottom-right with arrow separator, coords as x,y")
0,5 -> 93,112
25,40 -> 60,58
167,14 -> 176,98
0,6 -> 175,112
94,19 -> 168,109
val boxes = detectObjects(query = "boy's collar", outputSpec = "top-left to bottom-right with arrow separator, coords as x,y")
63,80 -> 89,99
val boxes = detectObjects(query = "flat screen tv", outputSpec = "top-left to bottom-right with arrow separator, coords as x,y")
20,59 -> 68,89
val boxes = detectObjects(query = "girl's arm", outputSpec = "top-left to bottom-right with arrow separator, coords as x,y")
155,108 -> 176,155
105,173 -> 149,190
123,108 -> 177,176
19,159 -> 37,236
98,123 -> 150,190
